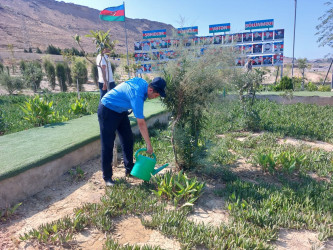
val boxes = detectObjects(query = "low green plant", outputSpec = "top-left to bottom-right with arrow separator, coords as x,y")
20,95 -> 67,126
254,150 -> 307,174
69,98 -> 89,116
151,171 -> 205,207
68,166 -> 85,181
318,85 -> 331,92
306,82 -> 318,91
274,76 -> 293,91
0,202 -> 22,221
254,151 -> 277,174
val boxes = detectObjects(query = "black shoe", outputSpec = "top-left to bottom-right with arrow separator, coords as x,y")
105,179 -> 115,187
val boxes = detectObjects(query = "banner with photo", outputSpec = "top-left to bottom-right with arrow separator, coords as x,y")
274,42 -> 284,53
178,26 -> 198,36
274,29 -> 284,39
273,54 -> 284,65
209,23 -> 231,33
245,19 -> 274,30
135,25 -> 284,73
143,29 -> 166,39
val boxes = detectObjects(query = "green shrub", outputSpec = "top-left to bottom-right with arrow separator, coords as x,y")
318,85 -> 331,92
45,45 -> 61,55
36,47 -> 42,54
56,63 -> 67,92
22,62 -> 43,92
64,63 -> 73,86
274,76 -> 293,91
0,62 -> 4,73
90,64 -> 98,85
306,82 -> 318,91
43,59 -> 56,90
69,99 -> 90,115
20,95 -> 67,126
19,60 -> 26,73
0,72 -> 24,94
72,58 -> 88,91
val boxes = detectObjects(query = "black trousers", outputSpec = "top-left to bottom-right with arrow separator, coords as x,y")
97,103 -> 134,181
99,82 -> 116,99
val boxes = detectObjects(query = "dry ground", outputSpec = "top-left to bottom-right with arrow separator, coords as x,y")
1,135 -> 333,249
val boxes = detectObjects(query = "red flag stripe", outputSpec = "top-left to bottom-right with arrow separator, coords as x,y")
100,9 -> 125,16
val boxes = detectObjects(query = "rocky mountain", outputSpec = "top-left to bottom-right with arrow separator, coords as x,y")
0,0 -> 176,54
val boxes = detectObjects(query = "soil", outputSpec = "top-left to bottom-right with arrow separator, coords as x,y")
1,137 -> 333,249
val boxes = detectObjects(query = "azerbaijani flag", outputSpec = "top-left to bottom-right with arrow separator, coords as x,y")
99,5 -> 125,22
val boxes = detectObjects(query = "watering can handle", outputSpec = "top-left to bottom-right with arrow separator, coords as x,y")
135,148 -> 156,161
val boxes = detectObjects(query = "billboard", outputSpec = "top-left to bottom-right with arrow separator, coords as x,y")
143,29 -> 166,39
135,27 -> 284,72
178,26 -> 198,35
245,19 -> 274,30
209,23 -> 231,33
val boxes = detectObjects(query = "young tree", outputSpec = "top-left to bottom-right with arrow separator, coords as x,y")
0,72 -> 24,94
43,59 -> 56,89
316,1 -> 333,50
56,63 -> 67,92
297,58 -> 308,90
22,61 -> 43,92
163,46 -> 235,169
72,57 -> 88,91
91,64 -> 98,85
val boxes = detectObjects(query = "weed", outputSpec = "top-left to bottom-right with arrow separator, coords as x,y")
0,203 -> 22,221
151,171 -> 205,207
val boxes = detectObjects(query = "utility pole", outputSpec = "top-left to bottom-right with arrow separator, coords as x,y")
291,0 -> 297,90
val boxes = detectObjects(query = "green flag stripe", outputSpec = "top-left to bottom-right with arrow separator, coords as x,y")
100,15 -> 125,22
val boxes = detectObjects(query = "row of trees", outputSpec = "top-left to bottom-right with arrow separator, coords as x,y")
23,45 -> 85,57
0,58 -> 89,94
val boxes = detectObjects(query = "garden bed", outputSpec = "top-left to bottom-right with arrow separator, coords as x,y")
1,99 -> 333,249
0,99 -> 168,208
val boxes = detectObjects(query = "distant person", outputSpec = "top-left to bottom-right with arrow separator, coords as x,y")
96,48 -> 115,99
98,77 -> 167,186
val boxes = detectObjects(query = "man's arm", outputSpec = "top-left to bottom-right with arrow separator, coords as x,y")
136,118 -> 153,154
101,65 -> 107,90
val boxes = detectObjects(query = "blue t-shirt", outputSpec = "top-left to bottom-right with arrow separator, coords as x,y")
101,77 -> 148,119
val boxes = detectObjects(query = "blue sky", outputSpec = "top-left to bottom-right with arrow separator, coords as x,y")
58,0 -> 331,59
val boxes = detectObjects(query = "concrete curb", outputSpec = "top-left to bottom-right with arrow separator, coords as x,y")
0,112 -> 170,208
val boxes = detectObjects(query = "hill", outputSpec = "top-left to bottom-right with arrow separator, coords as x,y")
0,0 -> 176,54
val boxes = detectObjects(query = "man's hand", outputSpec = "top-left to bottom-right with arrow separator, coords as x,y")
146,144 -> 153,154
102,83 -> 107,90
137,118 -> 153,154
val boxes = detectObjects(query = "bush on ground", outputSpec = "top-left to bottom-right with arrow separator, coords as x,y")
318,85 -> 331,92
72,58 -> 88,91
274,76 -> 293,91
0,72 -> 24,95
56,63 -> 67,92
22,61 -> 43,93
306,81 -> 318,91
43,59 -> 56,90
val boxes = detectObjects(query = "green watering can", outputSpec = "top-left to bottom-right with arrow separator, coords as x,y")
130,148 -> 169,181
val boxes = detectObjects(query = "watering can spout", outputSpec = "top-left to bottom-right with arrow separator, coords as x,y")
152,163 -> 169,175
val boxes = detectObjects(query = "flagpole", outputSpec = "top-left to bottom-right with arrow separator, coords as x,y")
123,1 -> 130,78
